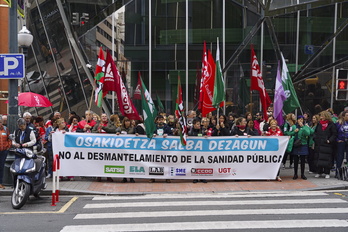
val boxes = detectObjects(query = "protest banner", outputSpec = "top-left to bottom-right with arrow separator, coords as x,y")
52,133 -> 289,180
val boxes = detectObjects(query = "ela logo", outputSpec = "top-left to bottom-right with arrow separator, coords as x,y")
129,166 -> 145,175
104,165 -> 125,174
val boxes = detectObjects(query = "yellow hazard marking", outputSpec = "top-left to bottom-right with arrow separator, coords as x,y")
334,193 -> 346,197
0,197 -> 78,215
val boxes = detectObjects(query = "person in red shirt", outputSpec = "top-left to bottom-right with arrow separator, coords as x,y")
77,110 -> 96,133
0,117 -> 11,189
265,119 -> 284,136
265,119 -> 283,181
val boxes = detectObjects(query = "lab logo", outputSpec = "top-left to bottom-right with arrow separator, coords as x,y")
191,168 -> 213,176
149,167 -> 164,175
104,165 -> 125,174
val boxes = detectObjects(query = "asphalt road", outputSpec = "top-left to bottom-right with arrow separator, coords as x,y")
1,191 -> 348,232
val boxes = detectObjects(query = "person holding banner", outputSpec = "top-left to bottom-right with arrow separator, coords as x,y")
150,115 -> 172,183
265,119 -> 284,181
231,117 -> 252,137
189,118 -> 208,184
92,113 -> 117,134
215,115 -> 230,136
77,110 -> 96,133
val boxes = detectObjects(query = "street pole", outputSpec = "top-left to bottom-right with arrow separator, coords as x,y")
8,0 -> 19,134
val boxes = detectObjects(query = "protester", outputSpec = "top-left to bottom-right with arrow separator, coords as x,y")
308,114 -> 319,174
1,115 -> 7,126
265,119 -> 283,181
77,110 -> 96,133
189,118 -> 207,184
291,115 -> 311,180
118,117 -> 135,135
92,113 -> 117,134
231,117 -> 252,137
215,115 -> 230,136
314,111 -> 337,179
67,116 -> 80,132
247,120 -> 259,136
335,110 -> 348,178
282,113 -> 297,169
53,118 -> 74,181
253,112 -> 263,135
0,117 -> 11,189
13,118 -> 36,150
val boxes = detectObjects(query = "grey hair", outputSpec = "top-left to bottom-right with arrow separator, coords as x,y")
17,118 -> 26,126
23,112 -> 32,118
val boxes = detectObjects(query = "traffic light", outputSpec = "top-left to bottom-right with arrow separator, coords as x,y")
80,13 -> 89,26
72,12 -> 79,25
336,69 -> 348,100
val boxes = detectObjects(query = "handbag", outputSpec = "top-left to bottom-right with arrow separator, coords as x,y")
293,138 -> 302,147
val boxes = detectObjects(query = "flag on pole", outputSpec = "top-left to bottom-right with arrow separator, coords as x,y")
250,45 -> 272,121
200,41 -> 217,116
94,47 -> 105,108
281,53 -> 300,114
103,50 -> 117,95
140,76 -> 157,138
156,93 -> 165,113
175,74 -> 187,146
212,37 -> 225,108
104,50 -> 141,120
133,72 -> 142,100
274,61 -> 286,126
198,41 -> 207,112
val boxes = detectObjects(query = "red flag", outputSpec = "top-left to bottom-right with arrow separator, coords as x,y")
198,41 -> 207,112
103,51 -> 117,96
250,45 -> 272,121
104,50 -> 141,120
133,72 -> 142,100
200,41 -> 217,116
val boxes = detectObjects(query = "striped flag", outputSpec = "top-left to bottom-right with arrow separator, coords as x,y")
94,47 -> 105,107
175,74 -> 187,146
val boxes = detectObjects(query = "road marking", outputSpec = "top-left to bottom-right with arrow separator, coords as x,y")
61,219 -> 348,231
0,197 -> 78,215
84,198 -> 346,208
92,191 -> 328,201
74,207 -> 348,219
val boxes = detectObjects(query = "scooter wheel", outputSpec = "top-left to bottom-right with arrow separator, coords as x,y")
11,181 -> 30,209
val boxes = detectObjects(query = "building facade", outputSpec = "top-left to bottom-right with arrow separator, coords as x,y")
2,0 -> 348,119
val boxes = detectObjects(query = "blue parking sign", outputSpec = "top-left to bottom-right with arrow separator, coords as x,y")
0,54 -> 25,79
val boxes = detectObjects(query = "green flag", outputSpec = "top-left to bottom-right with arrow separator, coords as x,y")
140,77 -> 157,138
156,93 -> 165,113
281,53 -> 300,113
212,38 -> 225,108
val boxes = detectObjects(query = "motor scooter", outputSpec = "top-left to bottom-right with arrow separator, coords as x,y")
9,146 -> 47,209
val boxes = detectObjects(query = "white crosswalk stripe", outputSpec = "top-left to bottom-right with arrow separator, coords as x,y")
61,192 -> 348,232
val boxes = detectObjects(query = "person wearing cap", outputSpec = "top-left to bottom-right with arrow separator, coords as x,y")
291,115 -> 311,180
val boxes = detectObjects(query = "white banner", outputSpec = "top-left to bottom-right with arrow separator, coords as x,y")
52,133 -> 289,180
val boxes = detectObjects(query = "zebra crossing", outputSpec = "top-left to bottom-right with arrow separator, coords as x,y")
60,191 -> 348,232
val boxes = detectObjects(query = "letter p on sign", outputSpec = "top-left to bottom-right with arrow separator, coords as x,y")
0,54 -> 25,79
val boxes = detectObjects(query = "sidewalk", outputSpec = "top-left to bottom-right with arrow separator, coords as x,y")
1,167 -> 348,196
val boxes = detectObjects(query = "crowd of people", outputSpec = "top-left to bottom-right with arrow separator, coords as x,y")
0,106 -> 347,188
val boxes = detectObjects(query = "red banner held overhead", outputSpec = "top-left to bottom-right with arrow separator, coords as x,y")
104,51 -> 141,120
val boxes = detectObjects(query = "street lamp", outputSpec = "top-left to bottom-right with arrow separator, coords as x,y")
18,25 -> 33,56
